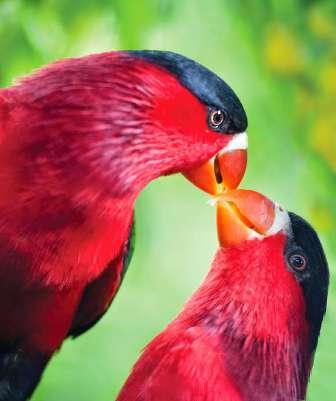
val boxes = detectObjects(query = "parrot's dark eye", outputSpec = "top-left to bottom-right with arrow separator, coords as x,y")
288,253 -> 307,271
209,109 -> 226,128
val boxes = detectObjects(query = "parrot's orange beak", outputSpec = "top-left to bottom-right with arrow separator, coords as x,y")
216,189 -> 276,247
182,132 -> 248,194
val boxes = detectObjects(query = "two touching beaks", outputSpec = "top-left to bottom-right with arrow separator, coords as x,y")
183,131 -> 289,247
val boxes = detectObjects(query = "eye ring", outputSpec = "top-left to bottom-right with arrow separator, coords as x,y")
209,110 -> 226,128
288,253 -> 307,271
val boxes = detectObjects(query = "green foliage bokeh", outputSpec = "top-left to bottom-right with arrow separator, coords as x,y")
0,0 -> 335,400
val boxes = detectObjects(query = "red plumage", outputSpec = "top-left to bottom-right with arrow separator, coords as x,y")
0,52 -> 229,346
0,51 -> 247,399
117,234 -> 312,401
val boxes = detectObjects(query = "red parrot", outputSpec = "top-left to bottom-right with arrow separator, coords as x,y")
117,189 -> 329,401
0,51 -> 248,400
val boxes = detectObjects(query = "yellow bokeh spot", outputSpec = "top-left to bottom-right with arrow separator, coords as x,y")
311,114 -> 336,171
296,87 -> 316,117
310,205 -> 333,232
264,24 -> 304,75
308,7 -> 335,40
320,62 -> 336,95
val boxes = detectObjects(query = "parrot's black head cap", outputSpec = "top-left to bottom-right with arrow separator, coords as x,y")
287,212 -> 329,352
128,50 -> 248,134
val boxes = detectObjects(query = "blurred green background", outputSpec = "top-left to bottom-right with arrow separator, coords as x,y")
1,0 -> 335,400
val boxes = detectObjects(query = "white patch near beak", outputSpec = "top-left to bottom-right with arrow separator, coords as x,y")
266,203 -> 291,236
220,132 -> 248,154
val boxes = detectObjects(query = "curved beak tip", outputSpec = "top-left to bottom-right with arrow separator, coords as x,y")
216,189 -> 276,247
